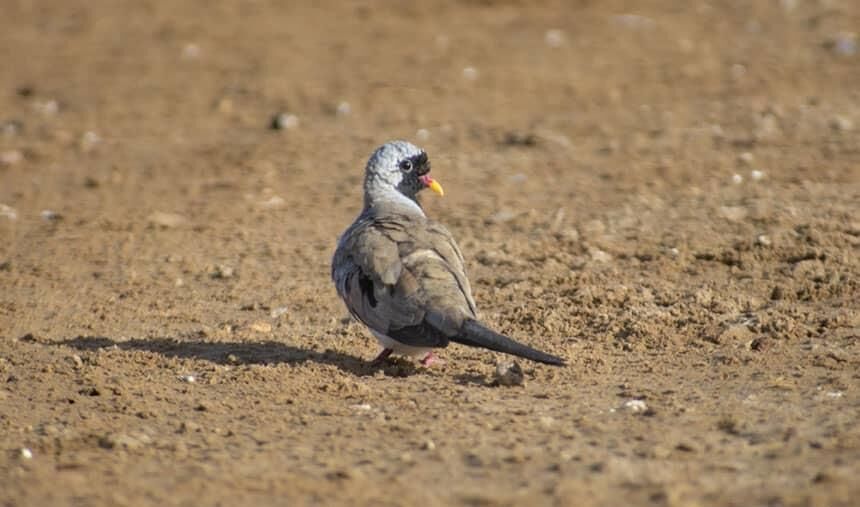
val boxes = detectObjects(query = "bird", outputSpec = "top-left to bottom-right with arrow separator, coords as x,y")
331,140 -> 565,367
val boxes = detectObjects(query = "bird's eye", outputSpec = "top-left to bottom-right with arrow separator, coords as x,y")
399,160 -> 414,172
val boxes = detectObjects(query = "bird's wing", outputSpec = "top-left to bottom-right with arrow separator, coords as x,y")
332,213 -> 476,347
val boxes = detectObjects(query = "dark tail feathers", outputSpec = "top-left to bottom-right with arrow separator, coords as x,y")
453,319 -> 565,366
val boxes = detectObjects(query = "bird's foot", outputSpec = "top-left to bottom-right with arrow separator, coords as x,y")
370,348 -> 393,366
420,351 -> 445,367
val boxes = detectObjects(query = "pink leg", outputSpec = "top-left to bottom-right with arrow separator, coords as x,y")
420,351 -> 445,367
370,348 -> 393,366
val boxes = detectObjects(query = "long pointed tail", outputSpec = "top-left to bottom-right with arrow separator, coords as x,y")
453,319 -> 565,366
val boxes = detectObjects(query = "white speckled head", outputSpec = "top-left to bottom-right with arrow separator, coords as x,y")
362,140 -> 439,211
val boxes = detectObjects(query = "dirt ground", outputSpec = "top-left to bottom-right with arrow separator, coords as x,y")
1,0 -> 859,505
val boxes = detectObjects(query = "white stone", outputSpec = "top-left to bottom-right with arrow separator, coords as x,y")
545,29 -> 565,48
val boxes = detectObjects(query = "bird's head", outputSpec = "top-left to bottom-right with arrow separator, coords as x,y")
363,140 -> 444,208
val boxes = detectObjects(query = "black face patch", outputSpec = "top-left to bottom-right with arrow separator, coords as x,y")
395,152 -> 430,200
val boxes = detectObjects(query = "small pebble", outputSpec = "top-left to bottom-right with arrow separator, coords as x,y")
623,399 -> 648,413
71,354 -> 84,368
415,128 -> 430,142
750,169 -> 764,181
423,439 -> 436,451
179,375 -> 196,383
719,205 -> 748,222
20,448 -> 33,459
611,14 -> 655,30
209,264 -> 234,279
80,131 -> 101,152
270,113 -> 299,130
829,32 -> 856,57
40,209 -> 61,221
755,234 -> 772,247
489,210 -> 518,223
258,195 -> 286,209
181,43 -> 201,59
732,173 -> 744,184
349,403 -> 372,411
589,247 -> 612,263
148,211 -> 186,228
215,97 -> 233,114
33,99 -> 59,116
738,152 -> 755,166
462,67 -> 479,81
780,0 -> 798,12
492,361 -> 525,387
0,150 -> 23,166
539,416 -> 556,428
830,116 -> 854,132
174,278 -> 184,287
825,391 -> 844,399
335,101 -> 351,116
0,204 -> 18,220
544,29 -> 565,48
1,120 -> 22,136
270,306 -> 289,319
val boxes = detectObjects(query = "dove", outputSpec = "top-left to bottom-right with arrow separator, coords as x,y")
331,140 -> 565,367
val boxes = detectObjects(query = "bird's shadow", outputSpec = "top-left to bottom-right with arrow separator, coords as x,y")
57,335 -> 421,377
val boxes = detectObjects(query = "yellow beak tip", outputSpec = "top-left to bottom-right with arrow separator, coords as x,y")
429,180 -> 444,196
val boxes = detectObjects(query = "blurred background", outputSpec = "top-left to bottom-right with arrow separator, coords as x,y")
1,1 -> 859,506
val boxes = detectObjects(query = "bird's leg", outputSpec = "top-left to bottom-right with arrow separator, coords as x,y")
420,351 -> 445,367
370,348 -> 393,366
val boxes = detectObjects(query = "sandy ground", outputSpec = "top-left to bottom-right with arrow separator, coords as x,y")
1,1 -> 859,505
